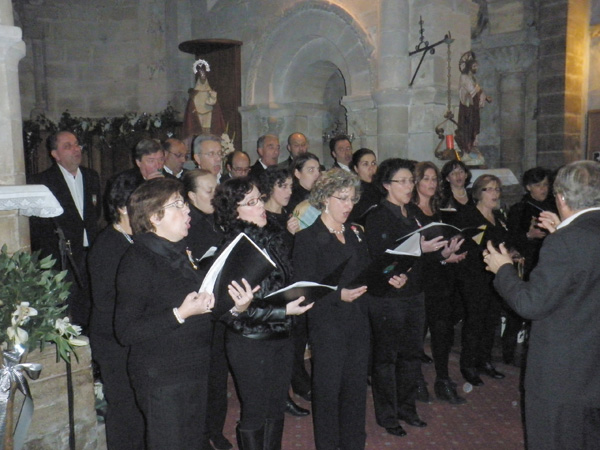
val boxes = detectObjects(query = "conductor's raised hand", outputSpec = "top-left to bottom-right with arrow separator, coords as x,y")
286,297 -> 314,316
538,211 -> 560,234
227,278 -> 260,314
341,285 -> 368,302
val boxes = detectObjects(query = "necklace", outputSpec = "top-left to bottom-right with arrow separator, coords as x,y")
114,223 -> 134,244
453,189 -> 467,198
326,224 -> 345,235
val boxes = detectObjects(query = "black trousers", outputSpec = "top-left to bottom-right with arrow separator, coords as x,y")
457,273 -> 501,369
291,314 -> 311,396
370,294 -> 425,428
205,321 -> 229,439
134,377 -> 209,450
309,304 -> 370,450
92,339 -> 144,450
525,391 -> 600,450
226,332 -> 293,430
424,291 -> 455,380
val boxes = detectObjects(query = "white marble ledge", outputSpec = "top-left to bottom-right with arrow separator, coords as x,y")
0,185 -> 63,217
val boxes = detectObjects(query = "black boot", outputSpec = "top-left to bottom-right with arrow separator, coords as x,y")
236,425 -> 264,450
285,394 -> 309,416
264,418 -> 284,450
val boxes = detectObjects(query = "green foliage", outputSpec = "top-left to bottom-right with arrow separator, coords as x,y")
0,245 -> 81,363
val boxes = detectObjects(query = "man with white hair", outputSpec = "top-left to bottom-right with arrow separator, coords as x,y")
484,160 -> 600,450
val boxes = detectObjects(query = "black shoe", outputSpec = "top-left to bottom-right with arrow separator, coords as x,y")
416,380 -> 431,404
398,414 -> 427,428
420,351 -> 434,364
285,395 -> 309,416
210,433 -> 233,450
295,390 -> 311,402
478,362 -> 505,379
434,379 -> 467,405
461,367 -> 484,386
385,425 -> 407,437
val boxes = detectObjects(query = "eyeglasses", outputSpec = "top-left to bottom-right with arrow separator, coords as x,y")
201,151 -> 223,159
232,167 -> 251,174
168,151 -> 189,160
389,178 -> 414,185
331,195 -> 360,204
238,197 -> 264,207
481,187 -> 502,193
162,199 -> 188,210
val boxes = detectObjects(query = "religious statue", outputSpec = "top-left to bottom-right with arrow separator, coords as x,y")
182,59 -> 226,139
455,51 -> 491,164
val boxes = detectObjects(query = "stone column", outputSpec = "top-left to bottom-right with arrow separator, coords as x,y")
0,0 -> 28,253
373,0 -> 410,160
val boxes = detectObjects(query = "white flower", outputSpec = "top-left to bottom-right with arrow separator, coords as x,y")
7,325 -> 29,345
11,302 -> 38,327
154,119 -> 162,128
193,59 -> 210,73
55,317 -> 83,339
68,338 -> 87,347
81,121 -> 88,131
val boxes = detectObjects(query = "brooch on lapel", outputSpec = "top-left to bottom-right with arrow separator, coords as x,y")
186,248 -> 198,270
350,225 -> 362,243
92,194 -> 98,207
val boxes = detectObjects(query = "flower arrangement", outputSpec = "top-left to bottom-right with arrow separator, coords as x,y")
0,245 -> 85,363
221,130 -> 235,157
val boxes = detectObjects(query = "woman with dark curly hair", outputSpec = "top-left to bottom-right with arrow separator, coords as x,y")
259,166 -> 300,240
211,177 -> 313,450
293,169 -> 384,450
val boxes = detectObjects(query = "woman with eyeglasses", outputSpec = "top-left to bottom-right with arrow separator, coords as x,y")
288,152 -> 322,212
453,174 -> 519,386
364,158 -> 462,438
348,148 -> 380,225
211,177 -> 313,450
293,169 -> 376,450
114,178 -> 215,449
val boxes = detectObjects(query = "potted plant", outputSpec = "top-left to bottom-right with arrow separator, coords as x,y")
0,244 -> 86,449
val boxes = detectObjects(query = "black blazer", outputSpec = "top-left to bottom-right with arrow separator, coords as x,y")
249,160 -> 266,180
293,218 -> 371,321
29,163 -> 102,263
494,210 -> 600,406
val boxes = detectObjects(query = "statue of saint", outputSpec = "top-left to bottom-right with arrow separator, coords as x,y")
455,51 -> 491,164
183,59 -> 225,139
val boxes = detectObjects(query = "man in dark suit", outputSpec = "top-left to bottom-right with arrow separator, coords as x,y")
221,150 -> 251,183
329,135 -> 353,171
250,134 -> 280,180
29,130 -> 102,331
484,160 -> 600,450
278,132 -> 308,169
162,138 -> 188,179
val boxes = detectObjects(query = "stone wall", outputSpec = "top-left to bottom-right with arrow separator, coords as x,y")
23,340 -> 104,450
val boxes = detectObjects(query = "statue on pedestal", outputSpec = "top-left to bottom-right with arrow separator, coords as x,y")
455,51 -> 491,165
183,59 -> 226,139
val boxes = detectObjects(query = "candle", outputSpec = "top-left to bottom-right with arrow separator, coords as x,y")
445,134 -> 454,150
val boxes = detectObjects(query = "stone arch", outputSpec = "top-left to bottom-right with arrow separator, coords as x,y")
244,1 -> 375,106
